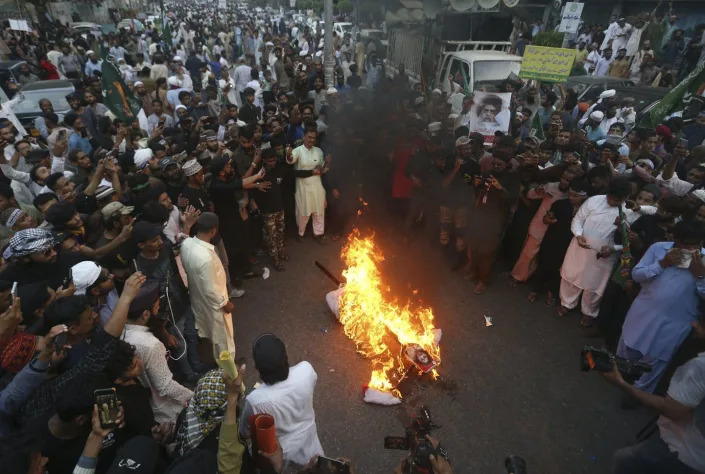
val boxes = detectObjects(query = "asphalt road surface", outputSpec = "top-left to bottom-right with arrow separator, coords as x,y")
233,215 -> 654,474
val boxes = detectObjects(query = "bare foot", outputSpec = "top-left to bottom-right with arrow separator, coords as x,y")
555,306 -> 569,318
473,282 -> 487,294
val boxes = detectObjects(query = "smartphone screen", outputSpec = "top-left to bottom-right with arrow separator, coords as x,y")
94,388 -> 119,429
383,436 -> 409,450
315,456 -> 350,474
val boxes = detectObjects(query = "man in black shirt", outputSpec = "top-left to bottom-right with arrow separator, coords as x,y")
251,148 -> 287,270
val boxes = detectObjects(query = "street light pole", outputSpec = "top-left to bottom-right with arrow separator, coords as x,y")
323,0 -> 334,89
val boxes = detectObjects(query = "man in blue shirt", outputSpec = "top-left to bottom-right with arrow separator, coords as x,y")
65,113 -> 92,155
618,219 -> 705,394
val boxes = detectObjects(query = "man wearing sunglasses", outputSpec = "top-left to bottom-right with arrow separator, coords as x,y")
0,228 -> 83,289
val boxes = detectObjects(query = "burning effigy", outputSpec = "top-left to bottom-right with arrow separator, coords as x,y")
324,230 -> 442,405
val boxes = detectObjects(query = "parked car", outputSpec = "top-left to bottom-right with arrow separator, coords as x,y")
71,22 -> 105,37
564,75 -> 634,103
0,60 -> 45,93
611,85 -> 669,126
12,80 -> 76,130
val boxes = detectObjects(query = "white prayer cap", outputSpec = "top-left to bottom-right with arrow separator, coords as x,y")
133,148 -> 153,169
326,87 -> 338,95
414,96 -> 425,105
86,50 -> 95,56
265,41 -> 274,46
182,159 -> 203,177
427,122 -> 442,133
167,76 -> 182,87
590,111 -> 604,121
600,89 -> 616,99
448,113 -> 459,120
175,104 -> 187,112
636,159 -> 655,170
134,81 -> 144,87
173,55 -> 183,62
71,261 -> 102,295
432,88 -> 442,95
455,136 -> 471,147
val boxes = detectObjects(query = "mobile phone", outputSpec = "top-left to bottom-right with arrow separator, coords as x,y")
54,332 -> 68,353
94,388 -> 120,429
58,129 -> 67,140
383,436 -> 410,450
10,282 -> 17,303
314,456 -> 350,474
680,138 -> 689,148
63,269 -> 73,288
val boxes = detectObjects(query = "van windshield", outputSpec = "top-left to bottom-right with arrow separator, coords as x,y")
473,60 -> 522,84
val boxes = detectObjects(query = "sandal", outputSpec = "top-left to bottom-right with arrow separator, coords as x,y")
580,314 -> 595,329
555,306 -> 569,318
463,269 -> 476,281
527,292 -> 537,303
473,282 -> 487,294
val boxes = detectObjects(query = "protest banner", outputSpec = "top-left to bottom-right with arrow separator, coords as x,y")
519,46 -> 576,83
558,2 -> 584,34
468,91 -> 512,145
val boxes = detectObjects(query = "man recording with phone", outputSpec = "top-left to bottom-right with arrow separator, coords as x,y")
616,220 -> 705,400
601,316 -> 705,474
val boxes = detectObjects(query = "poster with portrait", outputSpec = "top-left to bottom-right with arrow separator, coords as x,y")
468,91 -> 512,146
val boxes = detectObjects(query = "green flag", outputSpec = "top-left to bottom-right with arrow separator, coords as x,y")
162,16 -> 173,49
459,65 -> 471,96
101,61 -> 142,123
529,112 -> 546,143
637,61 -> 705,129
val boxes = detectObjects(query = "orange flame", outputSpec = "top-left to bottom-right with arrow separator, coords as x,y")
339,230 -> 440,396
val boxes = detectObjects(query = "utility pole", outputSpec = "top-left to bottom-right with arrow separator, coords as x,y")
323,0 -> 334,89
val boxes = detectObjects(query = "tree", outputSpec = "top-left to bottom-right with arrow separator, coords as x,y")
336,0 -> 354,14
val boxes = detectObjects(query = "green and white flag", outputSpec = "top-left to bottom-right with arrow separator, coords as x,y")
637,61 -> 705,129
101,60 -> 142,123
529,112 -> 546,143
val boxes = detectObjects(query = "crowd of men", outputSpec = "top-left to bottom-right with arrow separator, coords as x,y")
0,1 -> 705,473
514,3 -> 705,87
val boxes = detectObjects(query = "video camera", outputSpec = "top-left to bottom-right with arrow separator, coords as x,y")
384,406 -> 446,474
581,345 -> 652,382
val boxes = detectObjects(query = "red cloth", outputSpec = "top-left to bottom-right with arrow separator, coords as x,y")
391,145 -> 414,199
39,60 -> 60,80
1,332 -> 38,373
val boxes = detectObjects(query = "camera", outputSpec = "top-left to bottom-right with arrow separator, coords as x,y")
384,406 -> 446,474
581,345 -> 651,382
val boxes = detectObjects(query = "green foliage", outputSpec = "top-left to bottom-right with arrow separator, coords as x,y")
532,31 -> 565,48
297,0 -> 324,11
359,2 -> 382,22
336,0 -> 354,14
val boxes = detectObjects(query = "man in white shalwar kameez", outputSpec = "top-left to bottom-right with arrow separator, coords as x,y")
610,19 -> 633,59
557,179 -> 631,328
286,126 -> 329,241
239,334 -> 324,467
180,212 -> 235,355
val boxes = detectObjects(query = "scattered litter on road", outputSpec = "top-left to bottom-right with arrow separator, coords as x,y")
321,328 -> 328,333
329,369 -> 335,372
484,314 -> 493,327
262,267 -> 270,279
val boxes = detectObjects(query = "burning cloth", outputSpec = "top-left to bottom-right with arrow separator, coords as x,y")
324,232 -> 441,405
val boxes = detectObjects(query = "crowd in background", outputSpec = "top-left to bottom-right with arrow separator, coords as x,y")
0,1 -> 704,473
